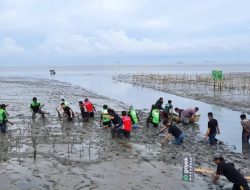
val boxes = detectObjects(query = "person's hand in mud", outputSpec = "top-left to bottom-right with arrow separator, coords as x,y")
212,174 -> 219,185
204,134 -> 208,140
160,126 -> 167,132
161,133 -> 172,144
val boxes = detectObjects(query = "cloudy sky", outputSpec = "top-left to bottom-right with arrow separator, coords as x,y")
1,0 -> 250,65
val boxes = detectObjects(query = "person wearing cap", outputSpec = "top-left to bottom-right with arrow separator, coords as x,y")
30,97 -> 45,119
83,98 -> 96,118
205,112 -> 220,145
240,114 -> 250,143
128,106 -> 139,129
181,107 -> 199,125
160,120 -> 184,145
213,156 -> 249,190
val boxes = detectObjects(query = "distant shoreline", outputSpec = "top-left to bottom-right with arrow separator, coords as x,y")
114,73 -> 250,114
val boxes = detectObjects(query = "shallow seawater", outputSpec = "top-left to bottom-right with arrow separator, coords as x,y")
0,64 -> 250,153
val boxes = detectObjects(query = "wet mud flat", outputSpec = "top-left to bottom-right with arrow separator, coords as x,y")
0,77 -> 250,190
114,73 -> 250,114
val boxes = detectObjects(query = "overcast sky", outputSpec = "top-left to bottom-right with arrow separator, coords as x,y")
1,0 -> 250,65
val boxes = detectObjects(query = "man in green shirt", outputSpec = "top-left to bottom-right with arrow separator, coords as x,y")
0,104 -> 8,133
30,97 -> 45,119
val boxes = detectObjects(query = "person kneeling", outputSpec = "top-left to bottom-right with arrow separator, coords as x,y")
117,111 -> 132,139
160,120 -> 184,145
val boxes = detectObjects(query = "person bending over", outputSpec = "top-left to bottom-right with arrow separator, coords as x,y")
213,156 -> 249,190
117,111 -> 132,139
30,97 -> 45,119
108,108 -> 123,138
61,103 -> 74,121
160,120 -> 184,145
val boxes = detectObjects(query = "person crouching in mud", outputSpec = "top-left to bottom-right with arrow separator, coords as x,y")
84,98 -> 96,118
116,111 -> 132,139
79,101 -> 89,122
213,156 -> 249,190
107,108 -> 123,138
30,97 -> 45,119
160,120 -> 184,145
146,105 -> 160,128
101,105 -> 112,128
181,107 -> 199,125
61,103 -> 74,121
128,106 -> 139,129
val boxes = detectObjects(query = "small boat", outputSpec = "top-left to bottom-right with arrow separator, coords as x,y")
50,70 -> 56,75
168,113 -> 200,123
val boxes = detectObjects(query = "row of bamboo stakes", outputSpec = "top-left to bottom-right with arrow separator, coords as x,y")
129,72 -> 250,93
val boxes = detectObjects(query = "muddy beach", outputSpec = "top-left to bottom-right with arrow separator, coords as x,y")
0,77 -> 250,190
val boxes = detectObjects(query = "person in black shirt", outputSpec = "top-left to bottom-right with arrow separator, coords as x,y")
78,101 -> 89,122
61,103 -> 74,121
213,156 -> 249,190
155,97 -> 164,110
108,109 -> 123,138
160,120 -> 184,145
174,107 -> 184,123
205,112 -> 220,145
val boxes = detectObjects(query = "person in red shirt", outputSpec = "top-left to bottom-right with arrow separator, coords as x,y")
117,111 -> 132,139
84,98 -> 96,118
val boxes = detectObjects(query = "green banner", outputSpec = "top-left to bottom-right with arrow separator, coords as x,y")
212,70 -> 223,81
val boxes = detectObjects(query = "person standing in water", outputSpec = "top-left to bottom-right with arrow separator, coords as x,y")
205,112 -> 220,145
240,114 -> 250,143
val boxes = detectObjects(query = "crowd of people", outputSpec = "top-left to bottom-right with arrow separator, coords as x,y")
1,96 -> 250,189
